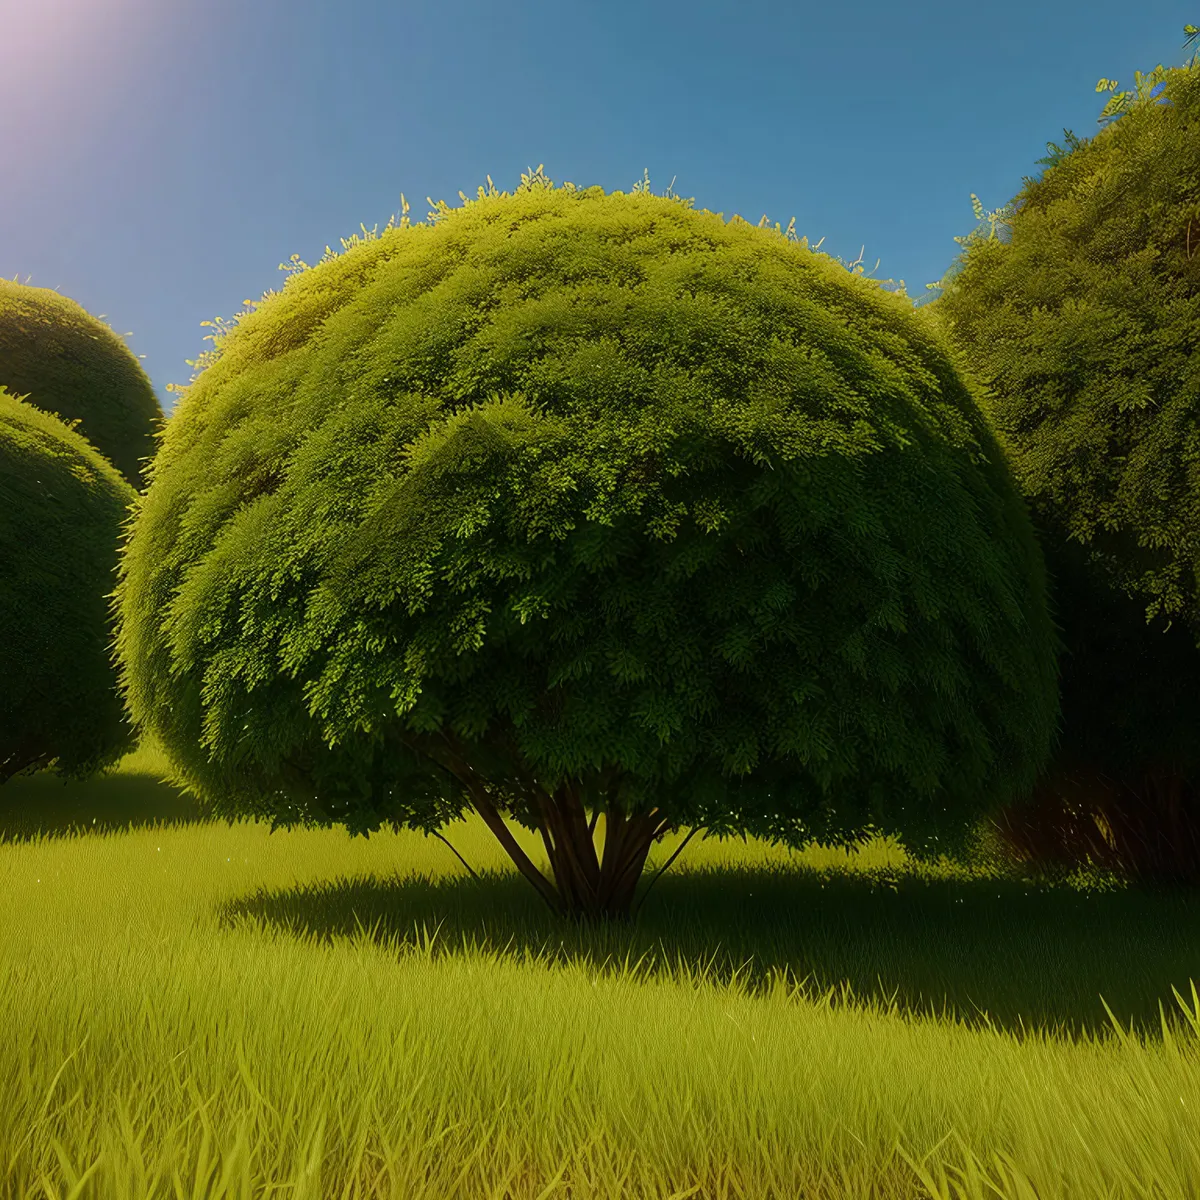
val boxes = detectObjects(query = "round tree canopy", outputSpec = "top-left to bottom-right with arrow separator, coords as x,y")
114,166 -> 1065,918
0,278 -> 165,490
1,386 -> 138,783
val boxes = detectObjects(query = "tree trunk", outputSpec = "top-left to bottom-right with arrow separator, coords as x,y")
985,760 -> 1200,891
1094,764 -> 1200,890
516,771 -> 671,922
419,727 -> 674,922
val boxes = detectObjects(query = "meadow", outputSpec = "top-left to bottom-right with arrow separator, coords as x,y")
2,735 -> 1199,1200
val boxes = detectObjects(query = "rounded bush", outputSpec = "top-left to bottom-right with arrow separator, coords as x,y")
1,386 -> 139,783
0,278 -> 165,490
114,166 -> 1065,887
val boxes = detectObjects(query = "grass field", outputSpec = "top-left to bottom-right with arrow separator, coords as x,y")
2,737 -> 1199,1199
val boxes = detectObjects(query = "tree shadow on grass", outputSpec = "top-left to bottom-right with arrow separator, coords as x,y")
0,765 -> 209,843
213,848 -> 1200,1054
7,758 -> 1200,1055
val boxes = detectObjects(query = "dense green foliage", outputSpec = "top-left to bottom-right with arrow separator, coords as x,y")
113,167 -> 1068,920
915,60 -> 1200,636
0,278 -> 165,489
0,387 -> 139,783
915,55 -> 1200,886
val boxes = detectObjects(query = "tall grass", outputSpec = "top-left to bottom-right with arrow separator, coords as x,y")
2,739 -> 1198,1199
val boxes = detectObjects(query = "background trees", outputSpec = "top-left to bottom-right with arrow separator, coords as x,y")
0,278 -> 164,491
0,387 -> 139,783
0,278 -> 164,788
915,33 -> 1200,889
10,27 -> 1200,907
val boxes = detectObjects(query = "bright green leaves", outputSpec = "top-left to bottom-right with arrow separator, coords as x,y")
920,53 -> 1200,858
0,279 -> 164,491
114,177 -> 1065,875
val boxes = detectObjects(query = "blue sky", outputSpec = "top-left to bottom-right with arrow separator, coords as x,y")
4,0 -> 1196,419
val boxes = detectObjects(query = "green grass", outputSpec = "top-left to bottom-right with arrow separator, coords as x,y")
3,739 -> 1199,1199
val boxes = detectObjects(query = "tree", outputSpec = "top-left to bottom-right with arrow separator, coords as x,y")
1,387 -> 139,784
971,513 -> 1200,889
914,41 -> 1200,889
1093,22 -> 1200,130
916,23 -> 1200,312
113,167 -> 1066,923
0,278 -> 165,490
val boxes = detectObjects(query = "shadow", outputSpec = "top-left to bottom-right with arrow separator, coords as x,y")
8,756 -> 1199,1053
215,850 -> 1200,1052
0,765 -> 212,843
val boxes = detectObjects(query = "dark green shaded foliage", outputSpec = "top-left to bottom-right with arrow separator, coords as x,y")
0,278 -> 165,489
1039,522 -> 1200,785
0,387 -> 138,783
915,55 -> 1200,888
114,167 -> 1065,921
917,60 -> 1200,634
985,515 -> 1200,890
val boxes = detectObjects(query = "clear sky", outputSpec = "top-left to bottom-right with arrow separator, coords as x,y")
3,0 -> 1196,419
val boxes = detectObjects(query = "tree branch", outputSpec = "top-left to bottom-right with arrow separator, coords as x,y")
427,728 -> 566,915
607,813 -> 660,911
430,830 -> 481,880
632,825 -> 702,919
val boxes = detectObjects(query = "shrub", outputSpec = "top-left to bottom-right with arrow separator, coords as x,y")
113,167 -> 1064,922
1,386 -> 138,784
0,278 -> 164,490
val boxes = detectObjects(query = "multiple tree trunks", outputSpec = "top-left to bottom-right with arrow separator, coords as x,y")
985,761 -> 1200,891
421,728 -> 675,923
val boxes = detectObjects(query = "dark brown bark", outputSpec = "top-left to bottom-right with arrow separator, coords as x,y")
532,781 -> 601,912
468,780 -> 570,915
985,760 -> 1200,891
1098,765 -> 1200,889
420,727 -> 568,916
593,804 -> 672,920
526,778 -> 671,921
399,725 -> 677,922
